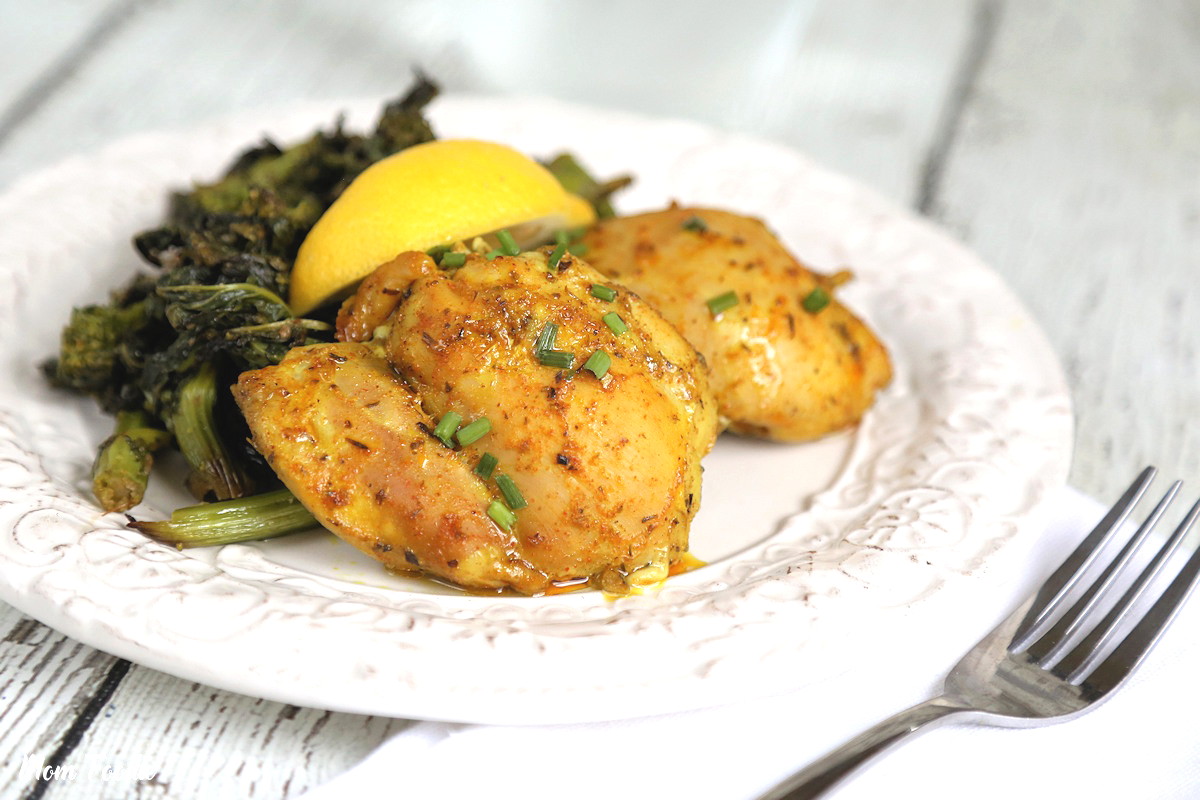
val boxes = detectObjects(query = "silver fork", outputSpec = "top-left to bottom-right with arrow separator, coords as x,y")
761,466 -> 1200,800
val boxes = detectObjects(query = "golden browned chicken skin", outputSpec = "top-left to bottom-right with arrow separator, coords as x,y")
582,207 -> 892,441
233,249 -> 718,595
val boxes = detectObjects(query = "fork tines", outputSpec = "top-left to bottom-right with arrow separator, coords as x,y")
1010,466 -> 1200,695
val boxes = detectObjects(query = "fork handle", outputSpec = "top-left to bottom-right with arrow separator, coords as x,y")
758,696 -> 965,799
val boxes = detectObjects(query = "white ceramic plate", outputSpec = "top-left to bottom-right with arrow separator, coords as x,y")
0,95 -> 1071,724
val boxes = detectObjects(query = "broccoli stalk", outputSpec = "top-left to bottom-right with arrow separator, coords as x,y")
91,410 -> 172,512
129,489 -> 317,547
543,153 -> 632,220
169,362 -> 250,501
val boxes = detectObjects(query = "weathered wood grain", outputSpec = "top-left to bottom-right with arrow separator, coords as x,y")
0,608 -> 122,795
34,669 -> 416,799
0,0 -> 474,190
0,0 -> 980,204
931,0 -> 1200,500
748,0 -> 978,204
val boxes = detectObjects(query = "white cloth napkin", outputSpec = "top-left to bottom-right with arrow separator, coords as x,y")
297,488 -> 1200,799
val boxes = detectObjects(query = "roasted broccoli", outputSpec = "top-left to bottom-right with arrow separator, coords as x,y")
49,74 -> 442,512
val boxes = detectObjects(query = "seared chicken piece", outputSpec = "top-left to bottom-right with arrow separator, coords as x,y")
582,207 -> 892,441
234,250 -> 718,595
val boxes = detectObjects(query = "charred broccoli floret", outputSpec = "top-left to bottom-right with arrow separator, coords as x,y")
49,75 -> 442,512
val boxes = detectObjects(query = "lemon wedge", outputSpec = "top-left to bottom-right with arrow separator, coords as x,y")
288,138 -> 597,314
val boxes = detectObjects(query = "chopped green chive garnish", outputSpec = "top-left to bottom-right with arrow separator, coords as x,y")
583,350 -> 612,379
426,245 -> 450,261
706,290 -> 739,317
487,499 -> 517,531
567,242 -> 589,256
433,411 -> 462,446
602,312 -> 628,336
534,321 -> 573,368
485,248 -> 503,260
474,452 -> 499,480
440,251 -> 466,268
495,474 -> 528,510
538,349 -> 574,369
496,229 -> 520,257
534,321 -> 559,354
456,417 -> 491,446
555,229 -> 571,246
802,287 -> 831,313
590,284 -> 617,302
547,243 -> 568,271
682,215 -> 708,233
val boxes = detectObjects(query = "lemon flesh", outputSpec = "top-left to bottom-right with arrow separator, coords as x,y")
289,138 -> 597,314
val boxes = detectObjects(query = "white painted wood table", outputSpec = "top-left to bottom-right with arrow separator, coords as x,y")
1,1 -> 1197,798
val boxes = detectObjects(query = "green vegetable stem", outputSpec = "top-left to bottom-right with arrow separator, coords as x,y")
91,410 -> 171,513
169,362 -> 251,502
130,489 -> 317,547
542,153 -> 631,219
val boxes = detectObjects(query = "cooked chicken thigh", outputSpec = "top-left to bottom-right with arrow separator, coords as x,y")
233,249 -> 717,594
581,207 -> 892,441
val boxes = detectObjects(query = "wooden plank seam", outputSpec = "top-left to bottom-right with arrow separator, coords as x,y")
916,0 -> 1002,214
18,660 -> 131,800
0,0 -> 149,150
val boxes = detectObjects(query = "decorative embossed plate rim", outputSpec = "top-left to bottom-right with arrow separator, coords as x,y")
0,95 -> 1071,724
